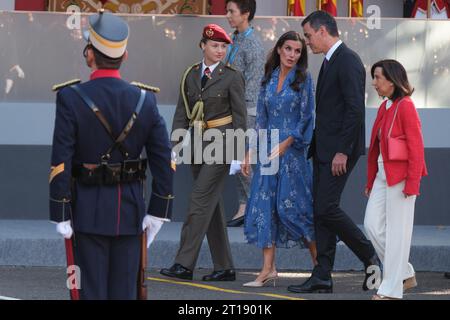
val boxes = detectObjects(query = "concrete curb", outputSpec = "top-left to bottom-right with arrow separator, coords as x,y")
1,221 -> 449,271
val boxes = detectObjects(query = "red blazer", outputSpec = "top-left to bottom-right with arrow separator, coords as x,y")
366,96 -> 427,195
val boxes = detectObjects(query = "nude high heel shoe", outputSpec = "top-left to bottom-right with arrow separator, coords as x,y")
403,275 -> 417,291
371,294 -> 399,300
243,271 -> 278,287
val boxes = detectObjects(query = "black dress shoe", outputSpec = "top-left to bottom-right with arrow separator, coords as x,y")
363,254 -> 382,291
227,216 -> 244,227
160,263 -> 193,280
444,272 -> 450,279
202,269 -> 236,281
287,276 -> 333,293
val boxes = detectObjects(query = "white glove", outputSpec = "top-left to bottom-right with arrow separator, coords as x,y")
142,215 -> 165,248
56,220 -> 73,239
229,160 -> 242,175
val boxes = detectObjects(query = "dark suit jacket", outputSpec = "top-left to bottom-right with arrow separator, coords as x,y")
172,61 -> 247,163
309,42 -> 366,163
50,77 -> 173,236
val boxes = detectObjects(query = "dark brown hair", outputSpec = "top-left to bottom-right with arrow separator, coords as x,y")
199,37 -> 228,48
301,10 -> 339,37
225,0 -> 256,22
261,31 -> 308,92
85,44 -> 125,70
371,59 -> 414,100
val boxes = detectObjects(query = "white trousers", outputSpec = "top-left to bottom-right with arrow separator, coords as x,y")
364,161 -> 416,299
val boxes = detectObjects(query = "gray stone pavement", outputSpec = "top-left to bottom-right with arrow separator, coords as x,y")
0,267 -> 449,300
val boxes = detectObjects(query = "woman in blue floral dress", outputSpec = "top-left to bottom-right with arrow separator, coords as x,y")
241,31 -> 317,287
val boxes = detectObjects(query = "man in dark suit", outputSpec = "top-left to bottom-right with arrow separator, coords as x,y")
288,11 -> 380,294
50,11 -> 173,299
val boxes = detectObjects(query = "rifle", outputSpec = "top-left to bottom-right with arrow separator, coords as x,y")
137,230 -> 148,300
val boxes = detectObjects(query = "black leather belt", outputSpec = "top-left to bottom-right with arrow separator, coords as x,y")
72,159 -> 147,186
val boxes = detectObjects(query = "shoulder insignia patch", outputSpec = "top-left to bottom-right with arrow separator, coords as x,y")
186,62 -> 201,73
225,64 -> 236,71
194,62 -> 201,70
131,81 -> 160,93
52,79 -> 81,92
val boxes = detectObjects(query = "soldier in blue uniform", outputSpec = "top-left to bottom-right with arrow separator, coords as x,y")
49,10 -> 174,300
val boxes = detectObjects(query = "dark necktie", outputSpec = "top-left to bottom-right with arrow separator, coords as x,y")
201,67 -> 211,88
322,58 -> 329,73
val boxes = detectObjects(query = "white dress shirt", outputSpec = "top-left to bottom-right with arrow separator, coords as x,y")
201,60 -> 220,77
325,39 -> 343,62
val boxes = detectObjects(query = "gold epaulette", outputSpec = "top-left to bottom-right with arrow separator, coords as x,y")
225,64 -> 237,71
52,79 -> 81,92
131,81 -> 160,93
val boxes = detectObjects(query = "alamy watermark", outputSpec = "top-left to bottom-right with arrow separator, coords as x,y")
67,265 -> 81,290
365,265 -> 382,290
171,126 -> 281,175
66,5 -> 81,30
366,5 -> 382,30
65,4 -> 384,31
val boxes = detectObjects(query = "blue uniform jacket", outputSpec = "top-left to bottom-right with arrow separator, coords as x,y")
49,74 -> 173,236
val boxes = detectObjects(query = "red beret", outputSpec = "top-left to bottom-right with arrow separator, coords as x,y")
202,24 -> 232,44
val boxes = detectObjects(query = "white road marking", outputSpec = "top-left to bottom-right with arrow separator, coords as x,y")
0,295 -> 20,300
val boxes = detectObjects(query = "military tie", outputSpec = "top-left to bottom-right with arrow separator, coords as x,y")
201,67 -> 211,88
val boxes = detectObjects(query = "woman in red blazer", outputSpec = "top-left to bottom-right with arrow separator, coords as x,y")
364,59 -> 427,300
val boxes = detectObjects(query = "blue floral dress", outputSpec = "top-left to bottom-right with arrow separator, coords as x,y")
244,67 -> 315,249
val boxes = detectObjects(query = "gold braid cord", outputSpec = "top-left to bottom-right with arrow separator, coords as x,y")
181,63 -> 205,131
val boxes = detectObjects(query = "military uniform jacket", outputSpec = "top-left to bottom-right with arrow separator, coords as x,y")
172,61 -> 247,163
49,70 -> 173,236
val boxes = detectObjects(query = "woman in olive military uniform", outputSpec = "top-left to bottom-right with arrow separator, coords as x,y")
161,24 -> 247,281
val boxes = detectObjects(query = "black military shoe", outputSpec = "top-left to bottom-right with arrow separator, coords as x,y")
160,263 -> 193,280
363,254 -> 382,291
202,269 -> 236,281
287,276 -> 333,293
